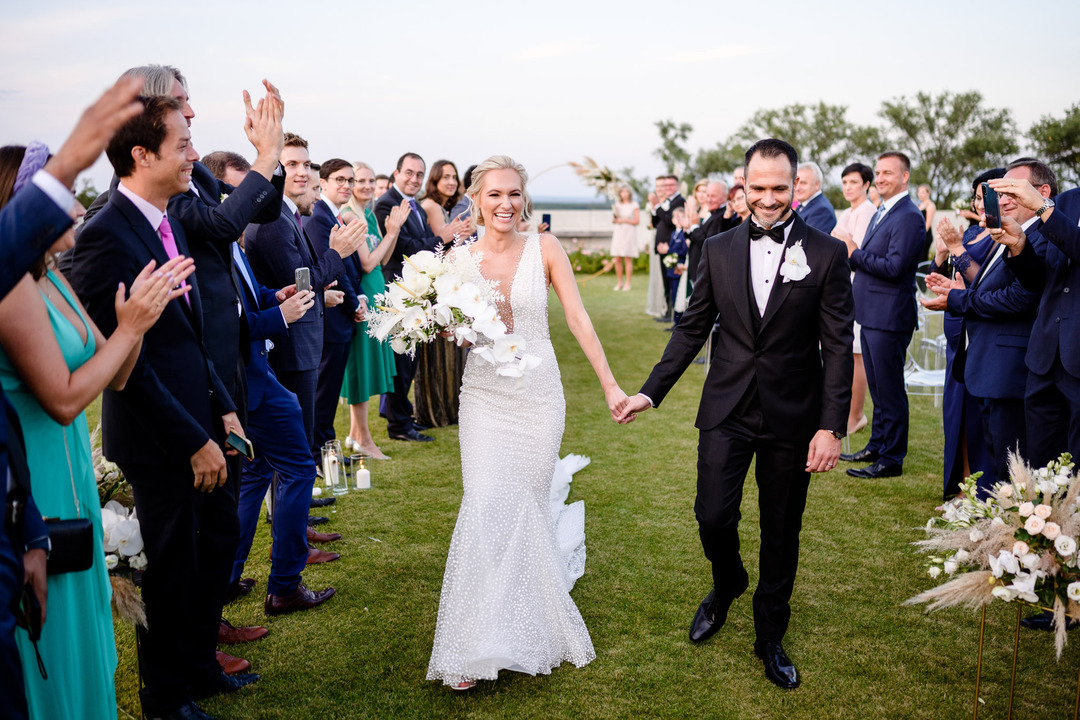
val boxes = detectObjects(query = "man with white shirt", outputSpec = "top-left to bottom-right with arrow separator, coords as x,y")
686,181 -> 729,282
69,96 -> 256,720
649,175 -> 685,322
619,138 -> 853,689
921,159 -> 1051,495
795,161 -> 837,234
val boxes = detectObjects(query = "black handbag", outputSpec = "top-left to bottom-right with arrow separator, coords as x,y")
44,426 -> 95,575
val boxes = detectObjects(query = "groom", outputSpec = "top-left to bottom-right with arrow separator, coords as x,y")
618,138 -> 853,689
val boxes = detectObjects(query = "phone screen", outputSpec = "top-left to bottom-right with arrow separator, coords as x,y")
980,183 -> 1001,229
541,213 -> 551,231
226,431 -> 254,461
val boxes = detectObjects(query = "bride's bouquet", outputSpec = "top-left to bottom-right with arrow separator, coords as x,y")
366,247 -> 541,382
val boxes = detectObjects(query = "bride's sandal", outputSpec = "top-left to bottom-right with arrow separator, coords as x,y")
451,680 -> 476,691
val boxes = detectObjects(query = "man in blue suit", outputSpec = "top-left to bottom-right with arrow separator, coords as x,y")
68,96 -> 256,720
307,159 -> 363,456
921,159 -> 1052,495
795,161 -> 837,234
373,153 -> 464,442
840,152 -> 926,478
1,76 -> 143,720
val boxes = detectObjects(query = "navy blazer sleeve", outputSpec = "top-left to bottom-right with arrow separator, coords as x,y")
1038,189 -> 1080,263
1003,239 -> 1046,292
849,208 -> 925,280
305,208 -> 358,313
245,214 -> 346,294
0,184 -> 72,297
168,164 -> 284,247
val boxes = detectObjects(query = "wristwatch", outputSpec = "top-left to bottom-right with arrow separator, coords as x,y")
827,429 -> 845,440
1035,197 -> 1055,218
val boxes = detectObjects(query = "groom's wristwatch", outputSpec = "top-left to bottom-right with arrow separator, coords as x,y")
827,429 -> 845,440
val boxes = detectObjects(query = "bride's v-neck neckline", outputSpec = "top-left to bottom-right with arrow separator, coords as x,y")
469,235 -> 531,331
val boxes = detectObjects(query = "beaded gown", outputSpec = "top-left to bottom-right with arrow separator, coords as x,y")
426,235 -> 595,686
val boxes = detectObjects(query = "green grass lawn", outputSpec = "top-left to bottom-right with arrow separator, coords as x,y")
106,275 -> 1079,719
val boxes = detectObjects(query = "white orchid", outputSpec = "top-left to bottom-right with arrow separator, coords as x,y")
1005,572 -> 1039,604
453,325 -> 477,346
992,585 -> 1014,601
113,517 -> 144,557
778,240 -> 811,283
433,272 -> 464,298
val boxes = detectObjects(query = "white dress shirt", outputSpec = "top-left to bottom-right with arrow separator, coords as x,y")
749,218 -> 794,316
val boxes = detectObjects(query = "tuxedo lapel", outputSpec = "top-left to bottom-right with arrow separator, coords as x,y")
726,222 -> 754,336
758,217 -> 807,333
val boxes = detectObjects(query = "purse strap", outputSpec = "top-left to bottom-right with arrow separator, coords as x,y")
61,424 -> 81,519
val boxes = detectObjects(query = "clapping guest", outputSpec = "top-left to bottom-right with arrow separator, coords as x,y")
339,162 -> 407,459
831,163 -> 876,435
1,143 -> 189,720
648,175 -> 684,322
610,187 -> 640,291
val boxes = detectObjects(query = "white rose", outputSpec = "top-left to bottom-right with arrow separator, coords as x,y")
954,549 -> 970,563
998,484 -> 1014,498
943,560 -> 958,575
969,528 -> 985,543
1043,522 -> 1061,540
1018,502 -> 1035,517
1056,535 -> 1077,557
1020,552 -> 1040,570
1024,515 -> 1046,535
1068,582 -> 1080,602
1037,479 -> 1056,496
1034,504 -> 1053,519
991,517 -> 1006,527
1039,467 -> 1050,478
128,552 -> 148,571
992,586 -> 1014,601
105,553 -> 119,571
928,566 -> 942,579
1013,541 -> 1030,556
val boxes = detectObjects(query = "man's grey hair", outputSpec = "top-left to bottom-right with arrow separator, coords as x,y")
798,161 -> 823,186
118,64 -> 187,97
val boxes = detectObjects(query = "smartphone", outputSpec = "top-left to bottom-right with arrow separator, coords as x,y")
980,183 -> 1001,229
541,213 -> 551,231
226,430 -> 255,461
295,267 -> 312,294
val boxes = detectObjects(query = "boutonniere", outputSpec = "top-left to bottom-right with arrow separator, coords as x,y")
779,240 -> 811,283
219,192 -> 229,204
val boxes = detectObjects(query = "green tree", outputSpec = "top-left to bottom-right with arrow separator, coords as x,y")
729,102 -> 857,182
653,119 -> 693,176
688,139 -> 745,184
75,177 -> 99,209
1027,103 -> 1080,189
878,90 -> 1018,206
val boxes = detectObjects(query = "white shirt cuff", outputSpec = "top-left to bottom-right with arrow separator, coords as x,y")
32,169 -> 77,214
637,392 -> 655,408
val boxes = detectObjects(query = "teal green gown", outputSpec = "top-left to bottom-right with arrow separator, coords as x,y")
3,270 -> 118,719
341,206 -> 396,403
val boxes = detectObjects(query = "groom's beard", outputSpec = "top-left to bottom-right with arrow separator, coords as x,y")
750,204 -> 793,229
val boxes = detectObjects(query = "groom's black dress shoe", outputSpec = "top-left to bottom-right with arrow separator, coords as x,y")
389,428 -> 433,442
689,576 -> 748,643
309,496 -> 336,508
846,461 -> 902,479
1021,610 -> 1080,632
839,447 -> 878,463
754,641 -> 800,689
190,670 -> 259,699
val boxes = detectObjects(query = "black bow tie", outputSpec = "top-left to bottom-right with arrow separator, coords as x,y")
749,216 -> 793,242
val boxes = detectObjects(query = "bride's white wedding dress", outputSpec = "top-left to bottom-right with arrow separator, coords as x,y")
426,235 -> 596,686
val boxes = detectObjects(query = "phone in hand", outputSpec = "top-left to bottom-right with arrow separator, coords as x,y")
225,430 -> 254,461
541,213 -> 551,232
980,183 -> 1002,229
295,267 -> 312,294
19,583 -> 42,641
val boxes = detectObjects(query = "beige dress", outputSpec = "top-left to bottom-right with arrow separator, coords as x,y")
610,202 -> 639,257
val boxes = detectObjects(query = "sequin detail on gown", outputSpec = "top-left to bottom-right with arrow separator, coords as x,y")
426,235 -> 595,686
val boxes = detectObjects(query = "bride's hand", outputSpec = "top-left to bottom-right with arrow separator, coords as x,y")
605,385 -> 629,422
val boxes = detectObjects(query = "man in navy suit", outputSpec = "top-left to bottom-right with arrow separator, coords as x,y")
0,76 -> 144,720
373,153 -> 464,442
307,159 -> 364,455
244,134 -> 365,457
68,97 -> 255,720
839,152 -> 925,478
795,162 -> 837,234
921,159 -> 1052,494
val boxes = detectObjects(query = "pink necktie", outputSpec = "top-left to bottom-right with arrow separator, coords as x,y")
158,216 -> 190,306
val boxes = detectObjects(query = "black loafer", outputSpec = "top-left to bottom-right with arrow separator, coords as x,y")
389,428 -> 433,442
190,670 -> 259,699
846,461 -> 902,479
754,641 -> 800,689
689,575 -> 748,643
839,447 -> 879,463
413,422 -> 432,432
1021,611 -> 1080,632
309,497 -> 336,508
308,515 -> 329,526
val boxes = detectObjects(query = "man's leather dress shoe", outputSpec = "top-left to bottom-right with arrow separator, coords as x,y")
265,582 -> 336,615
215,650 -> 250,675
224,577 -> 256,604
389,428 -> 433,442
306,548 -> 340,564
846,461 -> 902,479
307,526 -> 342,543
190,669 -> 259,699
308,515 -> 329,526
839,447 -> 879,463
218,619 -> 268,644
754,641 -> 800,689
309,496 -> 336,508
689,574 -> 749,643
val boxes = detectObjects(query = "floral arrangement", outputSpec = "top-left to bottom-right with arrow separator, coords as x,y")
101,500 -> 147,574
92,429 -> 146,627
366,247 -> 541,383
568,157 -> 623,201
907,453 -> 1080,658
662,253 -> 679,269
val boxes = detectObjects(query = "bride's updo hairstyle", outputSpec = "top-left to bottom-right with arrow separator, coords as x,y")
466,155 -> 534,227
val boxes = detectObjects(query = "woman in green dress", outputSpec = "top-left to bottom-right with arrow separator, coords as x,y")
0,143 -> 191,720
340,161 -> 409,459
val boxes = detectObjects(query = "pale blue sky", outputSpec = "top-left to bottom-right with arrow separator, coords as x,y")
2,0 -> 1077,198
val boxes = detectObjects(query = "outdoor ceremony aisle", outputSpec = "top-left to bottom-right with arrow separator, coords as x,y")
108,276 -> 1079,719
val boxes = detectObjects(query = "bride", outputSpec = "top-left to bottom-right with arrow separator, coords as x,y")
426,155 -> 628,690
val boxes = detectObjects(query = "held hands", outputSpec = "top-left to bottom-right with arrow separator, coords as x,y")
439,216 -> 471,243
280,288 -> 315,323
116,256 -> 195,334
805,430 -> 841,473
615,393 -> 652,424
329,217 -> 367,258
604,385 -> 630,423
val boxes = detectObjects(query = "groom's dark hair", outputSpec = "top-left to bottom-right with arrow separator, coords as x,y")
744,139 -> 798,180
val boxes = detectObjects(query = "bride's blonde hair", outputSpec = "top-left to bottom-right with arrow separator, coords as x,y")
466,155 -> 533,227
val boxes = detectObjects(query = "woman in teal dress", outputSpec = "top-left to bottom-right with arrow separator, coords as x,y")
0,143 -> 191,720
340,161 -> 409,459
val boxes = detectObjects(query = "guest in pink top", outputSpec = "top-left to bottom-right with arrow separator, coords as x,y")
832,162 -> 876,435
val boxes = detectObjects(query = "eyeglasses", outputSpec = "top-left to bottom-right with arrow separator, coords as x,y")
329,176 -> 355,187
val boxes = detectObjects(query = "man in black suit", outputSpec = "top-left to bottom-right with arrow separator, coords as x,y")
839,152 -> 926,478
685,180 -> 730,283
795,161 -> 837,234
68,97 -> 255,720
372,152 -> 465,442
619,139 -> 854,689
648,175 -> 685,322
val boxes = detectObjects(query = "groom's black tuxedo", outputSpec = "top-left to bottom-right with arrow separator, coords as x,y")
640,213 -> 853,643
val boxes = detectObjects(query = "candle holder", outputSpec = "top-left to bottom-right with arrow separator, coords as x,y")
353,454 -> 371,490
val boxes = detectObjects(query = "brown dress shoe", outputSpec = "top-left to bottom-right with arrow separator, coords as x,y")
224,577 -> 256,605
264,582 -> 337,616
306,548 -> 340,564
218,619 -> 268,645
307,526 -> 342,543
216,650 -> 250,675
